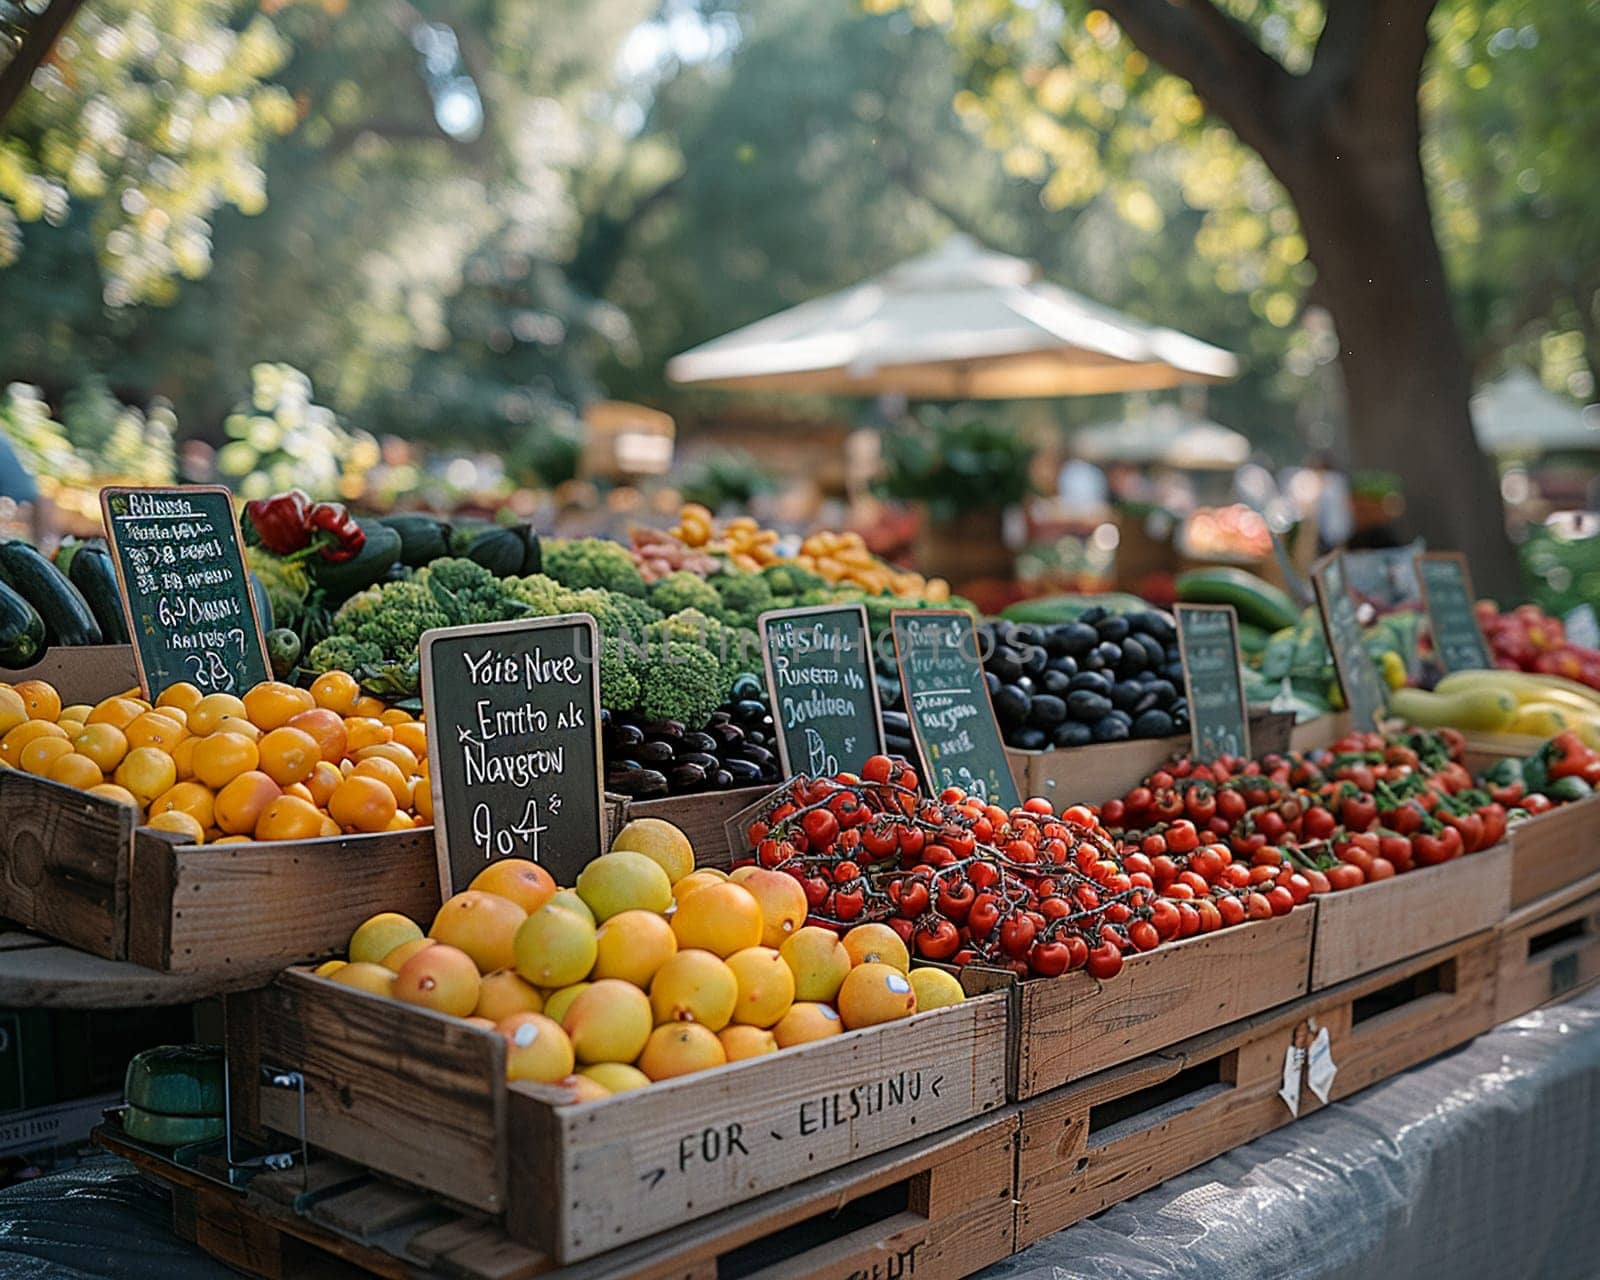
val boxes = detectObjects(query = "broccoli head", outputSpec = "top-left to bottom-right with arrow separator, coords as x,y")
305,634 -> 384,675
762,561 -> 826,598
557,587 -> 661,643
638,640 -> 724,728
542,537 -> 648,597
503,573 -> 569,617
598,636 -> 643,713
416,557 -> 527,626
712,570 -> 774,630
649,570 -> 723,619
333,579 -> 450,658
643,610 -> 759,697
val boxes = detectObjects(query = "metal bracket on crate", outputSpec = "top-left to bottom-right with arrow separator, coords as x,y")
219,1042 -> 310,1189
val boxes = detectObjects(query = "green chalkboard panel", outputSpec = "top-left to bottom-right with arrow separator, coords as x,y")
1313,552 -> 1389,729
99,485 -> 269,699
1416,552 -> 1492,673
759,604 -> 884,778
421,616 -> 605,896
1175,603 -> 1251,761
890,609 -> 1018,808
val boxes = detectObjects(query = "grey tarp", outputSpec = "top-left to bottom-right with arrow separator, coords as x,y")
982,986 -> 1600,1280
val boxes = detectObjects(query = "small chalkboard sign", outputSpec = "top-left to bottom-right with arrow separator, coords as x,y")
890,609 -> 1018,808
1174,603 -> 1251,761
99,485 -> 269,699
1416,552 -> 1492,673
1312,552 -> 1389,729
758,604 -> 884,778
421,616 -> 605,897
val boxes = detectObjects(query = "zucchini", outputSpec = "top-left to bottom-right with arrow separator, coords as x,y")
378,513 -> 453,567
1000,592 -> 1151,625
0,581 -> 46,667
459,525 -> 529,578
308,520 -> 403,602
0,540 -> 101,646
520,530 -> 542,576
65,544 -> 130,644
1175,567 -> 1300,632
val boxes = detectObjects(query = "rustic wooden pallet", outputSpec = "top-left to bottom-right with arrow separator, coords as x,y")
1309,842 -> 1511,989
227,965 -> 1010,1264
102,1112 -> 1017,1280
1494,870 -> 1600,1023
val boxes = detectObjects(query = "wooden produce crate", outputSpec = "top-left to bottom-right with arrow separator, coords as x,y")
623,785 -> 771,870
999,907 -> 1313,1100
1005,710 -> 1295,808
0,644 -> 139,706
226,966 -> 1010,1264
1309,842 -> 1512,990
102,1110 -> 1016,1280
1494,871 -> 1600,1022
1500,796 -> 1600,909
1289,711 -> 1352,753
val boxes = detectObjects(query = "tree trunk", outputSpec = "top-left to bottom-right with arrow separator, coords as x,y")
1277,101 -> 1522,597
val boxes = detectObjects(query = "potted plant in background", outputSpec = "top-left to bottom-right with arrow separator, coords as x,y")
879,409 -> 1035,584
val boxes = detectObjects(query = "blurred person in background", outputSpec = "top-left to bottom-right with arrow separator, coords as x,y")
0,431 -> 48,546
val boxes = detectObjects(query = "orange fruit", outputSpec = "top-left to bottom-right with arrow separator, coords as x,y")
470,859 -> 558,914
385,812 -> 414,831
155,682 -> 204,715
71,723 -> 129,773
328,775 -> 397,833
87,782 -> 139,810
352,695 -> 386,718
214,770 -> 282,835
410,776 -> 433,822
354,741 -> 419,774
59,703 -> 92,723
391,722 -> 427,758
378,708 -> 412,726
149,781 -> 216,830
0,686 -> 28,736
114,746 -> 178,805
192,732 -> 259,789
13,680 -> 60,723
47,752 -> 104,789
287,708 -> 347,763
258,726 -> 321,786
255,795 -> 325,841
309,670 -> 360,714
0,719 -> 66,766
170,735 -> 198,780
352,757 -> 410,806
125,711 -> 186,752
214,717 -> 260,742
283,781 -> 314,803
430,891 -> 529,973
319,816 -> 341,838
147,810 -> 205,844
19,736 -> 73,776
306,760 -> 342,807
188,693 -> 248,736
87,696 -> 145,730
242,681 -> 314,730
343,717 -> 391,752
56,720 -> 86,740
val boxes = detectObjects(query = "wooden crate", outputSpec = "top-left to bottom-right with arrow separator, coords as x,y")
0,644 -> 139,705
227,966 -> 1010,1264
1309,842 -> 1512,990
1289,711 -> 1351,753
1501,796 -> 1600,909
1006,710 -> 1295,807
1494,871 -> 1600,1022
623,785 -> 771,870
102,1110 -> 1016,1280
1003,906 -> 1313,1099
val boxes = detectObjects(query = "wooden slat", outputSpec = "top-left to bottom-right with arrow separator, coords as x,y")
0,645 -> 138,705
1505,795 -> 1600,908
1495,882 -> 1600,1022
0,930 -> 268,1007
310,1179 -> 438,1237
1310,843 -> 1512,989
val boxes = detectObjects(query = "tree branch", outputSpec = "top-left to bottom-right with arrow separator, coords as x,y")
0,0 -> 88,125
1303,0 -> 1437,135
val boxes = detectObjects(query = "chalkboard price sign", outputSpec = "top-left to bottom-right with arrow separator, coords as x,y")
1416,552 -> 1492,673
758,604 -> 885,778
890,609 -> 1018,808
1174,603 -> 1252,762
421,616 -> 605,897
99,485 -> 270,700
1312,552 -> 1389,729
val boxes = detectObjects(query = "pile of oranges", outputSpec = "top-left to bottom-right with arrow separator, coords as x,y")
0,673 -> 432,845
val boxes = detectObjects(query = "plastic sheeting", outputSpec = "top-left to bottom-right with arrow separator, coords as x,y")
983,986 -> 1600,1280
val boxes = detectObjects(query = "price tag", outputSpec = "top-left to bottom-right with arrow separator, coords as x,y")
1416,552 -> 1492,673
758,604 -> 884,779
421,616 -> 604,896
890,610 -> 1018,808
1278,1043 -> 1303,1117
1312,551 -> 1389,729
1306,1024 -> 1338,1104
1174,603 -> 1251,762
100,485 -> 269,699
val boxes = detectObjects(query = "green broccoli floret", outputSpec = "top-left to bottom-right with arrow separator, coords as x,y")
795,586 -> 840,608
643,610 -> 759,696
333,579 -> 450,658
244,545 -> 311,630
306,634 -> 384,675
557,588 -> 662,643
599,637 -> 643,713
417,557 -> 527,626
503,573 -> 569,616
542,538 -> 648,597
712,570 -> 774,630
761,562 -> 826,598
649,570 -> 724,618
638,640 -> 724,727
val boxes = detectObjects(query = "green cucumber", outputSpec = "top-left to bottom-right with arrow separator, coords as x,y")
124,1045 -> 225,1117
308,521 -> 403,602
378,513 -> 453,567
65,544 -> 130,644
0,541 -> 102,645
458,525 -> 529,578
1175,567 -> 1300,632
0,581 -> 46,667
1000,592 -> 1151,624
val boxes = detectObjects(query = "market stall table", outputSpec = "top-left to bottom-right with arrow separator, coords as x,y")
0,924 -> 278,1008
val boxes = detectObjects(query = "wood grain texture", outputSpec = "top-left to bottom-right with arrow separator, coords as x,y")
625,786 -> 772,871
1506,796 -> 1600,908
0,645 -> 139,705
1495,875 -> 1600,1022
1012,906 -> 1313,1098
509,992 -> 1010,1262
0,771 -> 132,957
0,924 -> 262,1007
128,827 -> 440,974
1310,842 -> 1512,989
245,970 -> 508,1213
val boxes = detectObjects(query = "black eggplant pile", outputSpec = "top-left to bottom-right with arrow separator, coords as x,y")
603,674 -> 783,798
978,608 -> 1189,750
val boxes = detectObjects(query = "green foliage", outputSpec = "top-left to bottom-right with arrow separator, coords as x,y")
305,633 -> 384,676
557,586 -> 661,641
878,410 -> 1034,520
243,545 -> 311,630
417,557 -> 530,625
649,570 -> 724,619
598,636 -> 643,712
678,452 -> 777,512
637,639 -> 724,727
216,364 -> 378,501
712,569 -> 774,631
0,379 -> 174,487
543,537 -> 648,597
761,562 -> 827,599
330,579 -> 449,657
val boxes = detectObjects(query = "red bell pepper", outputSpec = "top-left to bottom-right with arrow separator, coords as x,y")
245,489 -> 313,554
306,501 -> 365,563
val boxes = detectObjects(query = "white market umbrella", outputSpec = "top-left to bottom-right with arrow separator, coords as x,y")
1072,404 -> 1251,470
1471,369 -> 1600,454
665,235 -> 1238,399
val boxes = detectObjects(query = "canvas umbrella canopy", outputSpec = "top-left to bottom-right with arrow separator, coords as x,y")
665,235 -> 1238,399
1071,404 -> 1251,470
1470,369 -> 1600,454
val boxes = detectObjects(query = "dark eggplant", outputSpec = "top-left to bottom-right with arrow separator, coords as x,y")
1132,709 -> 1176,738
880,710 -> 912,735
1090,715 -> 1130,742
1039,670 -> 1074,697
1013,674 -> 1035,698
682,731 -> 718,755
1010,726 -> 1049,751
709,722 -> 745,749
708,768 -> 736,790
607,767 -> 670,798
1046,654 -> 1079,677
734,699 -> 770,722
1115,643 -> 1147,678
1052,720 -> 1093,748
679,752 -> 720,771
723,759 -> 764,784
988,646 -> 1024,683
991,684 -> 1031,727
1027,694 -> 1067,728
1018,644 -> 1048,678
1066,690 -> 1113,720
637,740 -> 675,766
729,673 -> 764,702
984,670 -> 1001,695
667,762 -> 708,791
1078,605 -> 1107,625
1093,614 -> 1130,643
1066,671 -> 1113,697
1109,681 -> 1145,712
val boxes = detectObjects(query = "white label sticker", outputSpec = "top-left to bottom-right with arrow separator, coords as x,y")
1307,1025 -> 1338,1104
1278,1043 -> 1302,1117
